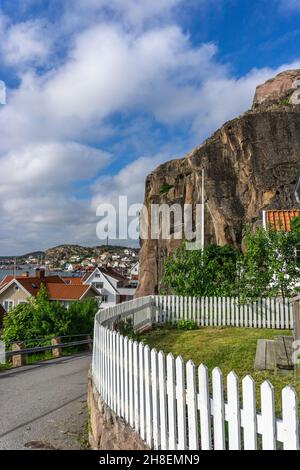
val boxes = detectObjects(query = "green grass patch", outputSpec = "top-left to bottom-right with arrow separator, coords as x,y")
140,326 -> 298,416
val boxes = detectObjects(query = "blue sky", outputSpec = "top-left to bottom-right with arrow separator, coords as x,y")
0,0 -> 300,254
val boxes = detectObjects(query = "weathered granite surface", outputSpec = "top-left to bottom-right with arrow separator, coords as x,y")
136,70 -> 300,297
87,371 -> 149,450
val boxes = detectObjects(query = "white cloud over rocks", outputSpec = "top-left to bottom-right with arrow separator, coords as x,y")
0,1 -> 299,253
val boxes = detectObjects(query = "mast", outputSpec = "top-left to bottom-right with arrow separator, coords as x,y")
201,168 -> 205,250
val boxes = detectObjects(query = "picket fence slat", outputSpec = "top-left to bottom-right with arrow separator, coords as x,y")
198,364 -> 212,450
186,361 -> 199,450
144,345 -> 152,448
158,351 -> 168,450
139,342 -> 145,440
261,381 -> 276,450
123,336 -> 129,422
176,356 -> 187,450
91,295 -> 298,452
128,339 -> 134,427
133,341 -> 139,432
151,349 -> 159,450
242,375 -> 257,450
227,371 -> 241,450
212,368 -> 226,450
281,386 -> 299,450
167,354 -> 176,450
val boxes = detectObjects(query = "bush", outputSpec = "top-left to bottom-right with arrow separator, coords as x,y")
163,244 -> 240,297
176,319 -> 198,331
2,284 -> 99,344
114,317 -> 138,340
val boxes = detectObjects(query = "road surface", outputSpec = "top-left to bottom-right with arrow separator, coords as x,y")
0,352 -> 91,450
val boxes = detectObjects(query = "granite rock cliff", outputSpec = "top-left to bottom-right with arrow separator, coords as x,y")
136,70 -> 300,296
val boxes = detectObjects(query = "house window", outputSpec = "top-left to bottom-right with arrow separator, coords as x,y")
94,273 -> 101,278
101,295 -> 108,303
4,300 -> 13,311
94,282 -> 104,289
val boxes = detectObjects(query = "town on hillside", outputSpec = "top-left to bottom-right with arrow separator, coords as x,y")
0,244 -> 139,278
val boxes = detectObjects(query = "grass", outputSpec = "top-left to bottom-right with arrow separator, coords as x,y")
140,326 -> 299,416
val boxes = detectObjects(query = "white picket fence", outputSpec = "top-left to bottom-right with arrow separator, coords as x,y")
153,295 -> 294,329
92,296 -> 299,450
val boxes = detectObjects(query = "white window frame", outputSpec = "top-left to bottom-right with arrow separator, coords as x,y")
4,300 -> 14,311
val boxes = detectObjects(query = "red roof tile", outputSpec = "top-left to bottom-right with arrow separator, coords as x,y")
0,275 -> 13,289
266,210 -> 300,232
46,283 -> 93,300
61,276 -> 84,285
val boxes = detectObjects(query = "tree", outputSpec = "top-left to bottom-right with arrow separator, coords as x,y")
163,244 -> 240,297
239,225 -> 300,299
2,284 -> 99,344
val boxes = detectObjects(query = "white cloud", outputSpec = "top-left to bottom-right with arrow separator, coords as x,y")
67,0 -> 182,29
0,142 -> 110,252
0,18 -> 51,67
0,0 -> 299,253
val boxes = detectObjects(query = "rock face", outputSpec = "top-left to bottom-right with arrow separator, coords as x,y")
136,70 -> 300,297
87,371 -> 149,450
253,69 -> 300,108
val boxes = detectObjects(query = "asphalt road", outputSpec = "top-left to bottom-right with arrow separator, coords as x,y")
0,352 -> 91,450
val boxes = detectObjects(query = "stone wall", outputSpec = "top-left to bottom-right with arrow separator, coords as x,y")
87,370 -> 149,450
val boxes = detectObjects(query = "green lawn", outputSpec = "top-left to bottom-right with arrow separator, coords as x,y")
140,326 -> 299,416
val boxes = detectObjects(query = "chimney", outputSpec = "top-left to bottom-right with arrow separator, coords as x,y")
36,268 -> 45,279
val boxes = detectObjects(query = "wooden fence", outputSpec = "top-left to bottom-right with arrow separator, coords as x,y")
92,296 -> 299,450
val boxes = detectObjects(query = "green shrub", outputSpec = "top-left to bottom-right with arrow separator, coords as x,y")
176,319 -> 198,331
2,284 -> 98,344
114,317 -> 138,340
160,182 -> 173,194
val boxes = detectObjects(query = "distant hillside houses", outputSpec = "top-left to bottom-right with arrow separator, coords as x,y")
43,246 -> 139,279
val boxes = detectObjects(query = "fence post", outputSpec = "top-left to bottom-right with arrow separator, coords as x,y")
51,337 -> 62,358
12,341 -> 26,367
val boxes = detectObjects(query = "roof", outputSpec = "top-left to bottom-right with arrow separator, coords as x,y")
0,275 -> 13,289
46,283 -> 96,301
61,276 -> 83,285
81,266 -> 127,284
266,210 -> 300,232
81,270 -> 94,282
16,276 -> 65,296
101,267 -> 127,282
0,273 -> 93,301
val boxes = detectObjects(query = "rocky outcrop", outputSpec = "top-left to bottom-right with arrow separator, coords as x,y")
253,69 -> 300,108
136,70 -> 300,297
